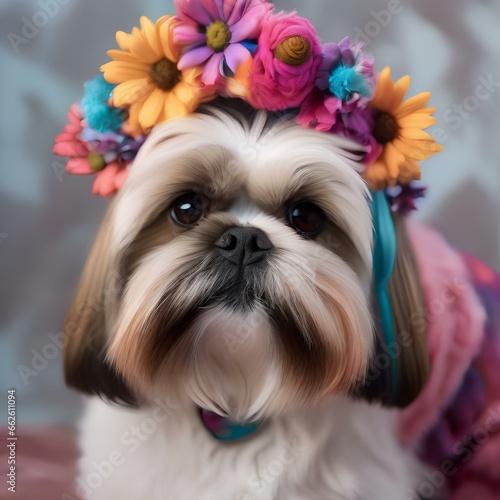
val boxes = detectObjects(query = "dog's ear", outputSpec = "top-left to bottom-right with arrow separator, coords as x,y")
358,210 -> 429,408
63,202 -> 137,406
388,213 -> 429,406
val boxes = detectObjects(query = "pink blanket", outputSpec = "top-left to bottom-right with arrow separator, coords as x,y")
401,222 -> 500,498
0,426 -> 78,500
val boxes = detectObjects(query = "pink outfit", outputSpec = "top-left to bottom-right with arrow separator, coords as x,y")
401,221 -> 500,498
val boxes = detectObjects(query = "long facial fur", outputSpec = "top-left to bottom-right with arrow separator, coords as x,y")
70,103 -> 375,419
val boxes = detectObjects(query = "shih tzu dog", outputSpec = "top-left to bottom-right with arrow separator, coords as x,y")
62,102 -> 428,500
55,2 -> 500,499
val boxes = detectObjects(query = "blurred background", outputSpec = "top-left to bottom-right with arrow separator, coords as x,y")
0,0 -> 499,431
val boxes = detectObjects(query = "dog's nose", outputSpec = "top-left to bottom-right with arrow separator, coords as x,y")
215,227 -> 273,268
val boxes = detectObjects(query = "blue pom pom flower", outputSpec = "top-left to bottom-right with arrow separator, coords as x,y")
81,75 -> 125,133
316,37 -> 375,108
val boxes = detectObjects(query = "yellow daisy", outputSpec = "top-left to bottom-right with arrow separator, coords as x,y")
365,67 -> 443,189
101,16 -> 215,135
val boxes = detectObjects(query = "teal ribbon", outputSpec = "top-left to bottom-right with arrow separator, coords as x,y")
199,407 -> 261,441
371,190 -> 398,396
216,420 -> 261,441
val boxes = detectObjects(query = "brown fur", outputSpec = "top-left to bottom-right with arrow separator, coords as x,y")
390,213 -> 429,407
358,213 -> 429,408
63,200 -> 136,405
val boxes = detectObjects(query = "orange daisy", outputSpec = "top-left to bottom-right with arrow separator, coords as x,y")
365,67 -> 443,189
101,16 -> 215,135
225,56 -> 253,99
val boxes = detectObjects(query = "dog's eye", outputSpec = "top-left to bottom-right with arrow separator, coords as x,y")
171,192 -> 208,227
288,202 -> 326,238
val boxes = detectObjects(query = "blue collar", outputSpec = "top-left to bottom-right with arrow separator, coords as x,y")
199,407 -> 261,441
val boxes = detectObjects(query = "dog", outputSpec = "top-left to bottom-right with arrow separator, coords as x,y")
56,5 -> 500,496
61,101 -> 446,500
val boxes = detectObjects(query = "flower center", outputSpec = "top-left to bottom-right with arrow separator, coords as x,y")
149,58 -> 181,90
88,152 -> 106,171
273,36 -> 311,66
206,20 -> 231,53
373,112 -> 399,144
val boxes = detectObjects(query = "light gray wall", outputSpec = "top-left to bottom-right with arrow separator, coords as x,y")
1,0 -> 499,426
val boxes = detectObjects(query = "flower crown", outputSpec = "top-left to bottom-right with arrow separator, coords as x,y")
53,0 -> 442,214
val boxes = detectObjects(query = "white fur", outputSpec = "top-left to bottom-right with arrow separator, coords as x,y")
227,193 -> 263,224
76,396 -> 421,500
187,308 -> 281,421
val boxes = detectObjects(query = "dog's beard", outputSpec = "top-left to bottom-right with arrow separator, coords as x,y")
187,308 -> 280,421
107,214 -> 372,421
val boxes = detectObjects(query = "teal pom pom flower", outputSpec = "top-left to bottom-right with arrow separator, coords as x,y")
328,64 -> 372,101
298,37 -> 376,133
81,75 -> 124,133
317,37 -> 375,107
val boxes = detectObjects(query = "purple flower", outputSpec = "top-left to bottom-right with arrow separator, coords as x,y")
298,37 -> 375,132
317,37 -> 375,107
174,0 -> 272,85
81,127 -> 145,164
330,107 -> 382,165
385,182 -> 427,216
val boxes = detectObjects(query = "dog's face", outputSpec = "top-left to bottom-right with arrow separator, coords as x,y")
64,103 -> 428,419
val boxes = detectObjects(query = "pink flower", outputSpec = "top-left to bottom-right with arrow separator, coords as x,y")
297,88 -> 341,132
247,11 -> 322,111
53,104 -> 130,197
91,162 -> 129,197
174,0 -> 272,86
53,104 -> 89,165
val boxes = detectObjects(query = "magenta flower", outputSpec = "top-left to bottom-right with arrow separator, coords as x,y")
247,11 -> 322,111
174,0 -> 272,85
297,88 -> 341,132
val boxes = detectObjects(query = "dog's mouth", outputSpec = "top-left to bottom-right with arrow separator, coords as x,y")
212,276 -> 261,310
206,256 -> 268,311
